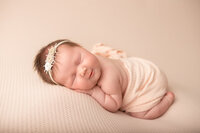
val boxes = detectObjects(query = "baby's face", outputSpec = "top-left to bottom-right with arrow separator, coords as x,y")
54,45 -> 101,90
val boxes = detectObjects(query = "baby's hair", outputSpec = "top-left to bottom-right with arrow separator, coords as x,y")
33,39 -> 80,85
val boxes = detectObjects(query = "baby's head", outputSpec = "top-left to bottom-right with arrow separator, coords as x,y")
34,39 -> 102,90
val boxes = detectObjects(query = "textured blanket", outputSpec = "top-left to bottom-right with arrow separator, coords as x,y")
91,43 -> 127,59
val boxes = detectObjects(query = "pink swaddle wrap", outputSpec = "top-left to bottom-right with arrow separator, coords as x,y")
91,44 -> 167,113
119,57 -> 167,112
91,43 -> 127,59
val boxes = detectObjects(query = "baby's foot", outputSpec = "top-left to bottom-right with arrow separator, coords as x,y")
164,91 -> 175,106
142,91 -> 175,119
129,91 -> 175,119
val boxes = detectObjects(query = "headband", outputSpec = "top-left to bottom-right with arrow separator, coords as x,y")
44,40 -> 70,84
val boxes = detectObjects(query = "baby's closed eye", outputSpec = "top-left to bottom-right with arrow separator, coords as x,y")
75,54 -> 82,65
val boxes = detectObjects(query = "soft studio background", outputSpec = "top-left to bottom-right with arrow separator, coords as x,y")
0,0 -> 200,133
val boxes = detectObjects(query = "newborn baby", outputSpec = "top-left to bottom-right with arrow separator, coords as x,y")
34,39 -> 175,119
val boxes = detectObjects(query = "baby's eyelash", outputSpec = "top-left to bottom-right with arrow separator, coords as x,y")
79,54 -> 82,63
75,56 -> 81,65
79,55 -> 82,64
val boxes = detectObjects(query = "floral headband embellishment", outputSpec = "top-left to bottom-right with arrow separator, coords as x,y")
44,46 -> 57,73
44,40 -> 70,84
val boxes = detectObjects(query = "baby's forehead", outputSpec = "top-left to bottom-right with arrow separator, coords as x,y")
52,47 -> 70,82
57,44 -> 71,52
54,44 -> 79,67
54,45 -> 70,63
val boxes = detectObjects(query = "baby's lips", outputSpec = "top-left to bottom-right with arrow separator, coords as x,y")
86,69 -> 93,79
89,69 -> 93,78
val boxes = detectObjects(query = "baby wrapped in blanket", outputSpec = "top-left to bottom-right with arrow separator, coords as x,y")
91,43 -> 174,117
34,40 -> 175,119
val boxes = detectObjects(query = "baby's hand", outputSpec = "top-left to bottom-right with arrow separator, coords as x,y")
75,89 -> 93,96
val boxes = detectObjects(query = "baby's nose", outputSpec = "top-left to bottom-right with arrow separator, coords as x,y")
80,67 -> 87,77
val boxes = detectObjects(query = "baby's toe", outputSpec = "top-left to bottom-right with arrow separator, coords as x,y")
166,91 -> 175,104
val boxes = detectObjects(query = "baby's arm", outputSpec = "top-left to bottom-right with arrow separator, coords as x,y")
90,86 -> 122,112
75,86 -> 122,112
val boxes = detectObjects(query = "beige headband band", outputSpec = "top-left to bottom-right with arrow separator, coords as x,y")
44,40 -> 70,84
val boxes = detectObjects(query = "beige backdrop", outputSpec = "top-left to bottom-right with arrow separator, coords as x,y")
0,0 -> 200,133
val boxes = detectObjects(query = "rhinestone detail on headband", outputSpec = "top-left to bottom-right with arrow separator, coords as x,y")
43,40 -> 70,84
44,46 -> 57,73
